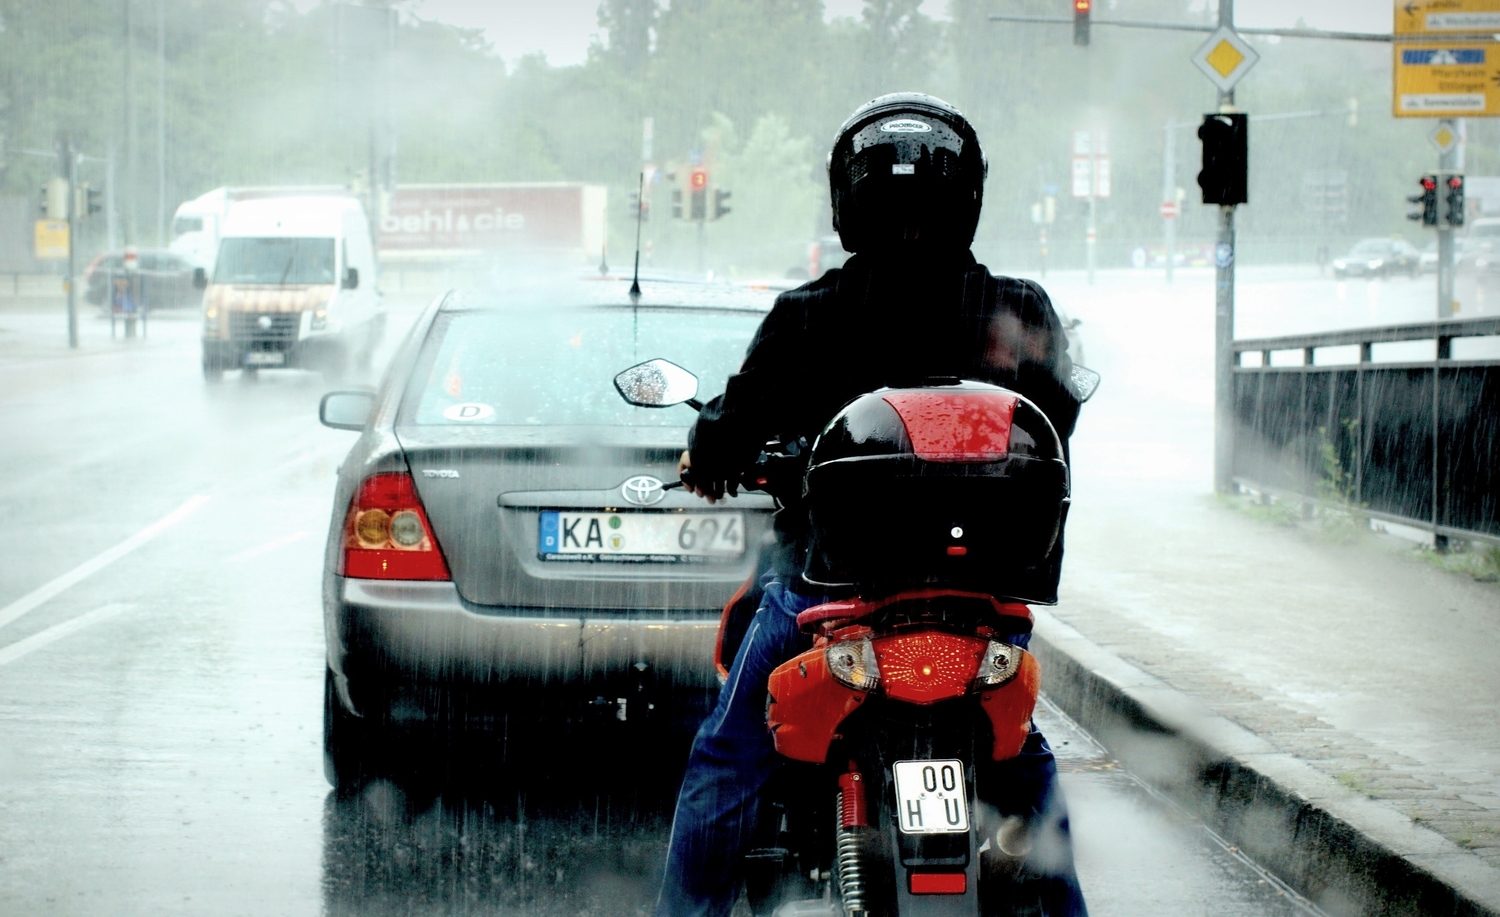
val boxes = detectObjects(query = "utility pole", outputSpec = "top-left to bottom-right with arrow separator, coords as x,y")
106,142 -> 118,252
124,0 -> 137,247
156,0 -> 166,245
1212,0 -> 1237,495
60,137 -> 79,349
1437,117 -> 1460,319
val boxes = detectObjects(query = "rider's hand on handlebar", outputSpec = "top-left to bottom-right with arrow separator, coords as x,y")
678,450 -> 737,504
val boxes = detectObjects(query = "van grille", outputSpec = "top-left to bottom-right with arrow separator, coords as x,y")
230,312 -> 301,343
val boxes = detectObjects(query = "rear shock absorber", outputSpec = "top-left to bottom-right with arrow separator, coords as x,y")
835,764 -> 869,917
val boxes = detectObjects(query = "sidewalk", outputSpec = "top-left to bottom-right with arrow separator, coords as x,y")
1039,268 -> 1500,914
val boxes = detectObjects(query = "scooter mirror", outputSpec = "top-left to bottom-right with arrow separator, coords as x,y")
614,359 -> 700,408
1070,365 -> 1102,403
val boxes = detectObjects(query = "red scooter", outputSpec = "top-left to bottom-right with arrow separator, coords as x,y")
615,360 -> 1093,917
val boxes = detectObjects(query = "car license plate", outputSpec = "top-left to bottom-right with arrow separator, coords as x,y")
892,760 -> 969,834
538,511 -> 744,562
244,352 -> 285,366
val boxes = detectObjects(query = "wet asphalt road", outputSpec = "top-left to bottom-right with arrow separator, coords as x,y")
0,280 -> 1336,916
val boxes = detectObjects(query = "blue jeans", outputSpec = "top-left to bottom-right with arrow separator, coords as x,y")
655,576 -> 1088,917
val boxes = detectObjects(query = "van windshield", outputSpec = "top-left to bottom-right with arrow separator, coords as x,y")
214,237 -> 335,285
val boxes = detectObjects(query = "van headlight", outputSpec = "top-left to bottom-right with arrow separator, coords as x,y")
204,306 -> 219,334
311,308 -> 328,330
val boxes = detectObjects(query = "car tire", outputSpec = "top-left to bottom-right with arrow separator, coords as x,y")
324,667 -> 374,792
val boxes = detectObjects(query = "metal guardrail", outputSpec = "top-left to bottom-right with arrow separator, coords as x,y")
1231,317 -> 1500,547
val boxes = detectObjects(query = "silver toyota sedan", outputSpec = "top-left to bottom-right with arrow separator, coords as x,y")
317,280 -> 776,787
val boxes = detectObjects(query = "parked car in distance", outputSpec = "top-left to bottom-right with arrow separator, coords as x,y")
316,280 -> 778,787
84,249 -> 201,308
1331,238 -> 1421,279
1461,218 -> 1500,271
1420,237 -> 1476,273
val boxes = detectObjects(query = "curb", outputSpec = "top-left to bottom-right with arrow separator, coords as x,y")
1031,610 -> 1500,917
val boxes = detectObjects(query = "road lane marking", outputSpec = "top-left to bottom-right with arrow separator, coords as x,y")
227,530 -> 313,562
0,603 -> 131,667
0,495 -> 210,633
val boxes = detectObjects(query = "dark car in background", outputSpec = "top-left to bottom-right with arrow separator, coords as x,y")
1331,237 -> 1421,280
84,249 -> 201,308
316,281 -> 777,786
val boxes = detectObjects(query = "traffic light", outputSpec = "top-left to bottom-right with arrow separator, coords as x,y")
76,183 -> 102,219
1443,173 -> 1464,227
42,176 -> 69,219
628,190 -> 649,222
671,188 -> 683,219
689,168 -> 708,221
1407,175 -> 1438,227
1197,113 -> 1248,206
1073,0 -> 1090,46
713,189 -> 732,220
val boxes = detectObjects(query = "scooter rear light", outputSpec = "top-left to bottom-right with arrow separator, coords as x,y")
825,637 -> 879,691
340,472 -> 450,580
974,639 -> 1024,688
910,872 -> 966,894
873,632 -> 986,704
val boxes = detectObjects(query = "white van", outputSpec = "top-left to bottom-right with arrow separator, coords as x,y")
198,196 -> 385,381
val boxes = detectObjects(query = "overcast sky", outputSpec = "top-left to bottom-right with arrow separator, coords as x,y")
401,1 -> 1391,69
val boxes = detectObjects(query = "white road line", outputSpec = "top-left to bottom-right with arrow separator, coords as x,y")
0,495 -> 209,633
227,530 -> 312,562
0,603 -> 132,667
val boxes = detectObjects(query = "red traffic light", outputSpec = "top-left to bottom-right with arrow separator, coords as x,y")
1421,177 -> 1438,190
1448,175 -> 1464,189
1074,0 -> 1090,10
690,169 -> 708,191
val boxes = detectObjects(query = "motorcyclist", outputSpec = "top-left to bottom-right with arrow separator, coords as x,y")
656,93 -> 1089,917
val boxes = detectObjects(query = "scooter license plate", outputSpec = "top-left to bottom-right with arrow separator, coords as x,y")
892,759 -> 970,835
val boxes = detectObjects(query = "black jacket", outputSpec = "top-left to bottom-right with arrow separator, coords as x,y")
688,248 -> 1080,573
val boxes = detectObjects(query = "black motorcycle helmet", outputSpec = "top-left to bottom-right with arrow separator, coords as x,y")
801,382 -> 1070,604
827,92 -> 987,254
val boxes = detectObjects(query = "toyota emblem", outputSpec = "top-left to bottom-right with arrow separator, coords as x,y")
621,475 -> 665,506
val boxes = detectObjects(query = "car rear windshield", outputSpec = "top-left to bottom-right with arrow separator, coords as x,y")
406,307 -> 764,427
214,237 -> 335,285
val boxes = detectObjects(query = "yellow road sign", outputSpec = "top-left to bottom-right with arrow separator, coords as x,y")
1395,0 -> 1500,37
1191,26 -> 1259,93
1393,43 -> 1500,116
34,220 -> 68,260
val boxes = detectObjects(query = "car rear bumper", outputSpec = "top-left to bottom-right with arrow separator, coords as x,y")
330,577 -> 721,722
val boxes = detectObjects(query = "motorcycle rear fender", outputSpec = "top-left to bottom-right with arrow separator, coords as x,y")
768,644 -> 1041,764
979,650 -> 1042,760
767,647 -> 868,764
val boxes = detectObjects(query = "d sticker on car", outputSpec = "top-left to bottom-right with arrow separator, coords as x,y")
442,402 -> 494,421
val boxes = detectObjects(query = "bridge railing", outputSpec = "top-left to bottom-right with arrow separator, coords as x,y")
1231,317 -> 1500,547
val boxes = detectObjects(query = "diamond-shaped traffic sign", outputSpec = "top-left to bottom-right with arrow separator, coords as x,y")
1191,26 -> 1259,93
1430,122 -> 1459,153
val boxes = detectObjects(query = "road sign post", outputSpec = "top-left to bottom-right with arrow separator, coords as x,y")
1072,129 -> 1109,285
1189,4 -> 1256,495
1162,117 -> 1177,283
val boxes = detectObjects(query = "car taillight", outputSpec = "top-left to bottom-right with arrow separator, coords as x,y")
339,472 -> 450,580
